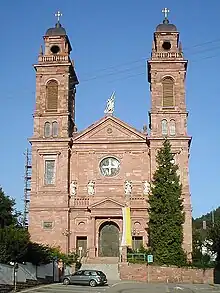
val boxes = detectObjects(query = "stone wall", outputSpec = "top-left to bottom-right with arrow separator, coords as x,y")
119,263 -> 214,284
0,262 -> 59,285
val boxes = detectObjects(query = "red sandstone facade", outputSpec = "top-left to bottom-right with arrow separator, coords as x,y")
28,16 -> 192,260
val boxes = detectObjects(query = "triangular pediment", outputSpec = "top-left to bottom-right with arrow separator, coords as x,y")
73,116 -> 147,143
89,197 -> 124,209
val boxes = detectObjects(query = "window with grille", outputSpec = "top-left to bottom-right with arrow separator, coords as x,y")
44,159 -> 56,185
52,121 -> 58,137
162,77 -> 174,107
170,119 -> 176,136
44,122 -> 51,137
162,119 -> 168,136
46,80 -> 58,111
132,236 -> 143,251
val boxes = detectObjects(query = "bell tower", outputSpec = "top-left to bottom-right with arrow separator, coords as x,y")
148,9 -> 192,258
28,13 -> 78,253
33,12 -> 78,139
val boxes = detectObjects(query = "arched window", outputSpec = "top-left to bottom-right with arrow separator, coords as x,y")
162,119 -> 168,136
44,122 -> 51,137
52,121 -> 58,137
162,77 -> 174,107
46,80 -> 58,111
170,119 -> 176,136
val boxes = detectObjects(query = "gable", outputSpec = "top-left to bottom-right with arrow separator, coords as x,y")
73,116 -> 147,143
89,198 -> 124,209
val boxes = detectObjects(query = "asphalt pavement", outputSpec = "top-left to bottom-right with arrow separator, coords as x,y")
20,281 -> 220,293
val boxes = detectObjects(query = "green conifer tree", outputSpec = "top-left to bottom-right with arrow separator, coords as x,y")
148,139 -> 186,266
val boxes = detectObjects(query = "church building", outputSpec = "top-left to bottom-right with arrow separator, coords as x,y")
28,10 -> 192,260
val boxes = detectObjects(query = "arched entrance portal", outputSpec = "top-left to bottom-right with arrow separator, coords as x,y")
99,222 -> 119,257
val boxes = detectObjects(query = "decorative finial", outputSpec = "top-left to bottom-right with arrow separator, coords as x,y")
143,124 -> 147,134
104,92 -> 115,115
152,40 -> 155,52
55,10 -> 62,23
39,45 -> 43,56
179,41 -> 183,53
162,8 -> 170,24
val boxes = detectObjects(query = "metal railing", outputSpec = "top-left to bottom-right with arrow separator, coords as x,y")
127,253 -> 147,262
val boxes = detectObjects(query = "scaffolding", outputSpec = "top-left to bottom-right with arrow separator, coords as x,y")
23,149 -> 32,228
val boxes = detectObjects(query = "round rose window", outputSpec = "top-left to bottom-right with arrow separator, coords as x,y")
100,157 -> 120,177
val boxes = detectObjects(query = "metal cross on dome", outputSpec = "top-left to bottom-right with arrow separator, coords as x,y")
55,11 -> 62,22
162,8 -> 170,19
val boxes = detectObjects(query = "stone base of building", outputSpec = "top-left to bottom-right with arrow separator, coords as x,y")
119,263 -> 215,284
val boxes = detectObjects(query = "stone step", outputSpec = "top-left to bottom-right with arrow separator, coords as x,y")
83,257 -> 119,264
81,263 -> 120,281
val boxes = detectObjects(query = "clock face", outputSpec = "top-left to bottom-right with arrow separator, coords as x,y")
100,157 -> 120,177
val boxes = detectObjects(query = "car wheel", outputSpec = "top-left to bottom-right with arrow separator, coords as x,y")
63,278 -> 70,285
89,279 -> 97,287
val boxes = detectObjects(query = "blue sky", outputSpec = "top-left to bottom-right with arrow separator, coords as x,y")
0,0 -> 219,219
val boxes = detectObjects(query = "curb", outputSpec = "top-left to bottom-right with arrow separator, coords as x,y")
209,283 -> 220,287
19,283 -> 56,293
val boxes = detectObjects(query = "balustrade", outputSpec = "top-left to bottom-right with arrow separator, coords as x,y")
130,196 -> 147,207
38,55 -> 69,63
73,197 -> 90,207
152,52 -> 183,59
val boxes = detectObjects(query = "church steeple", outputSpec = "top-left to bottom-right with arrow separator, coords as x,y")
152,9 -> 182,59
32,12 -> 79,139
148,8 -> 188,138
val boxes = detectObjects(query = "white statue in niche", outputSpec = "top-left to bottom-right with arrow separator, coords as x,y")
87,181 -> 95,196
70,181 -> 77,196
124,180 -> 132,196
143,180 -> 150,196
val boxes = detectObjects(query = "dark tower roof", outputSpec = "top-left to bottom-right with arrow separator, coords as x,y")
156,18 -> 177,32
45,22 -> 66,36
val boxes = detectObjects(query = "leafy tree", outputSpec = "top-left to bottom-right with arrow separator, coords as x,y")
0,186 -> 78,266
24,242 -> 53,265
0,226 -> 30,264
50,247 -> 78,266
193,207 -> 220,232
0,187 -> 29,264
192,210 -> 220,268
0,187 -> 19,228
24,244 -> 78,266
191,227 -> 213,268
148,139 -> 186,266
207,221 -> 220,264
192,227 -> 204,261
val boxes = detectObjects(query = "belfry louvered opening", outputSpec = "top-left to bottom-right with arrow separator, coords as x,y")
162,77 -> 174,107
46,80 -> 58,111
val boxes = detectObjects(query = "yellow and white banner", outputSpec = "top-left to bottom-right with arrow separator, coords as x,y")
121,207 -> 132,247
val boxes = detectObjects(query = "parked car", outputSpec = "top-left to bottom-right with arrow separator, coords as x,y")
62,269 -> 108,287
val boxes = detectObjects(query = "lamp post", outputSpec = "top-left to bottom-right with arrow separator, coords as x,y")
62,228 -> 72,254
52,256 -> 58,282
212,209 -> 215,227
11,262 -> 18,292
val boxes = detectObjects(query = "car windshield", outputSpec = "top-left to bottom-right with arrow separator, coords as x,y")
97,271 -> 106,277
73,271 -> 83,275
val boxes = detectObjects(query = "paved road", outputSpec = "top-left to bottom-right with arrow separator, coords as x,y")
20,281 -> 220,293
21,282 -> 111,293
